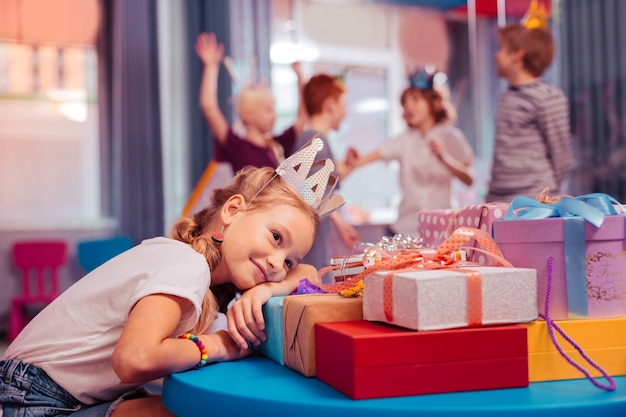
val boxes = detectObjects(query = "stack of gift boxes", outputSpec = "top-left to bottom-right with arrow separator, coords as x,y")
256,194 -> 626,400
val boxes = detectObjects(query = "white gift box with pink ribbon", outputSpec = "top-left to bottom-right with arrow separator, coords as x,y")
363,266 -> 538,331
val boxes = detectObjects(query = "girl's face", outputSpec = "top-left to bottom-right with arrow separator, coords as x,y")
402,91 -> 432,129
219,203 -> 315,290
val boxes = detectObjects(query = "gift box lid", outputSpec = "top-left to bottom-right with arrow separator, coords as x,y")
493,214 -> 626,244
524,317 -> 626,353
315,321 -> 527,368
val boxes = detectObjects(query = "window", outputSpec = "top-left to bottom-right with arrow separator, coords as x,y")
0,0 -> 101,226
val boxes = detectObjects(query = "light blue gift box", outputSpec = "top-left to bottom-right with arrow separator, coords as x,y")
256,296 -> 286,365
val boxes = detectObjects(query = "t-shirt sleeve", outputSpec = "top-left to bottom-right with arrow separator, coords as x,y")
275,126 -> 297,156
378,135 -> 405,161
129,247 -> 210,330
215,128 -> 243,163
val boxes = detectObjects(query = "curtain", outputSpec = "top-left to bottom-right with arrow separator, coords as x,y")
184,0 -> 272,189
184,0 -> 232,189
559,0 -> 626,201
97,0 -> 164,243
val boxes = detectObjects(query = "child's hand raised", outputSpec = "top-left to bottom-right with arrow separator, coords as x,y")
226,285 -> 273,349
292,61 -> 303,80
195,32 -> 224,67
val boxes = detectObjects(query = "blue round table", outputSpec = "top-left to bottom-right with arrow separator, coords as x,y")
162,356 -> 626,417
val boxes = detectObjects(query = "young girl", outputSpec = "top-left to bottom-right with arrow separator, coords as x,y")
344,68 -> 474,236
0,166 -> 319,416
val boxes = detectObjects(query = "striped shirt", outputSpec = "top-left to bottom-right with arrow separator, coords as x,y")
487,80 -> 573,202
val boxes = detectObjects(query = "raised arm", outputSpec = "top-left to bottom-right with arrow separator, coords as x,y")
195,32 -> 230,145
291,61 -> 308,137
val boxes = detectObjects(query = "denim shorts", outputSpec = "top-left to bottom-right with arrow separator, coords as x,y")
0,360 -> 148,417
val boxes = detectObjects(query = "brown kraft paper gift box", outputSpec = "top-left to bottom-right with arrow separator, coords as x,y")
283,294 -> 363,377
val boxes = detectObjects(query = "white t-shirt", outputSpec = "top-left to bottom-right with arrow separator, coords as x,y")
3,237 -> 210,404
379,124 -> 474,235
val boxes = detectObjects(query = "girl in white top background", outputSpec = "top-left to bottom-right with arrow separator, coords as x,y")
345,67 -> 475,236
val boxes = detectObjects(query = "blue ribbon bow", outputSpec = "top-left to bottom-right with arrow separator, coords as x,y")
503,193 -> 624,317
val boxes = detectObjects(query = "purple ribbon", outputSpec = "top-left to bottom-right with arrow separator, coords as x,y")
540,257 -> 616,391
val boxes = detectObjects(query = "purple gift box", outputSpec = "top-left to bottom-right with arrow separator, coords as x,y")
493,214 -> 626,320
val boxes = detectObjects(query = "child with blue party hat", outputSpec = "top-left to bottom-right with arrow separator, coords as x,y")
344,65 -> 475,236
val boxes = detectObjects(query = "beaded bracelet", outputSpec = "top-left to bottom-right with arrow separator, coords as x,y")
178,332 -> 208,369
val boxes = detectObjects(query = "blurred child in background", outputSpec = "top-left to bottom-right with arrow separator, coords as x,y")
195,32 -> 307,173
485,20 -> 573,202
345,66 -> 474,236
291,72 -> 359,270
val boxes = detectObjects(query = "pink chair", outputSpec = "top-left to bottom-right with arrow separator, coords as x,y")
8,240 -> 68,341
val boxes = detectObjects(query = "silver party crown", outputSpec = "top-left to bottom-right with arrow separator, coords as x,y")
275,137 -> 345,217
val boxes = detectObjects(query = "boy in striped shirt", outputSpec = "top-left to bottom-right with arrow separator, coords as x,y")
486,23 -> 573,203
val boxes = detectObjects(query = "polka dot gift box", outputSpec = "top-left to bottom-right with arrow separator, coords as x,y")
417,204 -> 509,265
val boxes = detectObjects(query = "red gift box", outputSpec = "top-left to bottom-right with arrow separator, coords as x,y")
315,321 -> 528,399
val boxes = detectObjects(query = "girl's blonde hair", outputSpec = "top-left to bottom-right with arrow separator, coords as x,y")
170,166 -> 320,334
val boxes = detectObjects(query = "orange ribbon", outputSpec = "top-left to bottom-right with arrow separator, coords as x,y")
381,265 -> 483,326
318,227 -> 511,294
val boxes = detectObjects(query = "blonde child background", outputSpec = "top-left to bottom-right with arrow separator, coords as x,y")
195,32 -> 307,173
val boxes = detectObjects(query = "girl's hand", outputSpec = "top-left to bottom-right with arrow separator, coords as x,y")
428,137 -> 445,160
226,285 -> 273,349
205,331 -> 252,362
428,137 -> 474,186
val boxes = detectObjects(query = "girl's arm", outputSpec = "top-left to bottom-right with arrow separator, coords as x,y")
112,293 -> 249,383
226,263 -> 317,349
340,148 -> 383,179
428,138 -> 474,186
291,61 -> 308,137
195,32 -> 230,145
